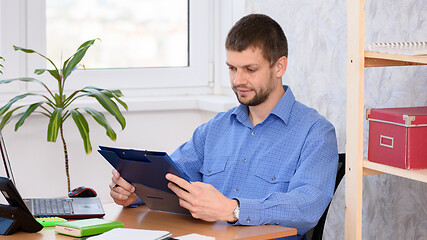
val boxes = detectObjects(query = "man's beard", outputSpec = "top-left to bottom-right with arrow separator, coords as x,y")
232,75 -> 276,106
233,86 -> 270,106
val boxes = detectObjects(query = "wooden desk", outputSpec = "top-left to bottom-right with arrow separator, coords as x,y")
5,203 -> 297,240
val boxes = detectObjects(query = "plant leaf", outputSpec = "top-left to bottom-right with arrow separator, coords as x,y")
83,107 -> 116,141
0,106 -> 25,129
34,69 -> 47,75
47,108 -> 63,142
0,77 -> 47,87
54,93 -> 61,105
104,89 -> 128,110
63,39 -> 98,80
84,87 -> 128,110
109,89 -> 123,97
0,57 -> 4,73
13,46 -> 35,54
86,89 -> 126,130
0,93 -> 38,116
48,70 -> 61,81
70,109 -> 92,154
111,94 -> 128,111
15,102 -> 44,131
13,46 -> 59,74
84,87 -> 123,97
0,78 -> 54,100
34,69 -> 61,81
63,89 -> 85,107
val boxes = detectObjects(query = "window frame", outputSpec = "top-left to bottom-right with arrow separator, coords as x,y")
0,0 -> 27,97
3,0 -> 212,98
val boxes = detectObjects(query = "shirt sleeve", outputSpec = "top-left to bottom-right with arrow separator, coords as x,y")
234,119 -> 339,235
170,121 -> 210,182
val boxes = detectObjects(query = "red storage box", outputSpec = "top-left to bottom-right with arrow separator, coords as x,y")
367,106 -> 427,169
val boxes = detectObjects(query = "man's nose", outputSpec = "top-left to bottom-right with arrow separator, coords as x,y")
233,69 -> 246,85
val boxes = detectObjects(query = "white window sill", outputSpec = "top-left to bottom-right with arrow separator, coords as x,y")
123,95 -> 238,113
48,94 -> 238,113
1,93 -> 238,115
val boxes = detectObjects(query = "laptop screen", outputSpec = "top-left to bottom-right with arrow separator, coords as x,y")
0,129 -> 15,184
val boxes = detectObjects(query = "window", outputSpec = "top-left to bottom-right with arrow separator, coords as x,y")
46,0 -> 189,69
2,0 -> 212,97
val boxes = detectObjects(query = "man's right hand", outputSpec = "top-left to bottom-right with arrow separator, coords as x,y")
109,169 -> 139,206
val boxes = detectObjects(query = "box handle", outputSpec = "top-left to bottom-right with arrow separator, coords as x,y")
380,135 -> 394,149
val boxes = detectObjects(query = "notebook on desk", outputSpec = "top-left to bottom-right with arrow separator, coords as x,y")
0,130 -> 104,219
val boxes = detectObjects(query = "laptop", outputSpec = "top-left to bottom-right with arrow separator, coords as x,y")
0,130 -> 105,219
23,197 -> 104,218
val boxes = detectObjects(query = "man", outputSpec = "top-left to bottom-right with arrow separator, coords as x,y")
110,14 -> 338,240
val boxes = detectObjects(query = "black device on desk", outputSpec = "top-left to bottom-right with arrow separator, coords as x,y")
98,145 -> 190,215
0,177 -> 43,235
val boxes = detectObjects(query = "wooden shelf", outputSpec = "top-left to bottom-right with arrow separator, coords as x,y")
363,159 -> 427,183
346,1 -> 427,239
364,51 -> 427,67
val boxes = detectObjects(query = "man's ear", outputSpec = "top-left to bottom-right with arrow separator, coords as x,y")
275,56 -> 288,78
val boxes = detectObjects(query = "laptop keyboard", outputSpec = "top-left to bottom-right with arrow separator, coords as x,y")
32,198 -> 73,216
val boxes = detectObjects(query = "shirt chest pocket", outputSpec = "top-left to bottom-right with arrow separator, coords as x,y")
254,167 -> 294,191
199,156 -> 229,178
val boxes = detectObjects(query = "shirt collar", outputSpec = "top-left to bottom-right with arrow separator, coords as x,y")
231,85 -> 295,125
270,85 -> 295,125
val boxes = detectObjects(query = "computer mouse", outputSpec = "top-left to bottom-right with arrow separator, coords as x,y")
68,186 -> 97,198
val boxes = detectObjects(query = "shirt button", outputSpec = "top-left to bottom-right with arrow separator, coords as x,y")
276,222 -> 280,225
251,131 -> 256,136
243,158 -> 247,163
234,187 -> 239,192
208,169 -> 212,173
271,176 -> 276,181
246,218 -> 251,223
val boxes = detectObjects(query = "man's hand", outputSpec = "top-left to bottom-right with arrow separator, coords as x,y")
109,169 -> 139,206
166,173 -> 238,222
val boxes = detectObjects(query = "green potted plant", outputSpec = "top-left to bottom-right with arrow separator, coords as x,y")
0,56 -> 4,73
0,39 -> 127,192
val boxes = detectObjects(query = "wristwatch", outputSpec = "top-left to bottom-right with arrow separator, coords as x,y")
232,199 -> 240,221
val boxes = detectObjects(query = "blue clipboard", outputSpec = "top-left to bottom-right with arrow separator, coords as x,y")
98,146 -> 190,215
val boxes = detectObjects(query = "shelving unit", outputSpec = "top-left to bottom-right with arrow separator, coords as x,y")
363,159 -> 427,182
345,0 -> 427,239
364,51 -> 427,67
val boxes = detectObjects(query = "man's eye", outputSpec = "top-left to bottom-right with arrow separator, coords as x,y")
247,68 -> 255,72
228,66 -> 236,71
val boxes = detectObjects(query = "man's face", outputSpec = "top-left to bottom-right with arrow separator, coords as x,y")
226,48 -> 278,106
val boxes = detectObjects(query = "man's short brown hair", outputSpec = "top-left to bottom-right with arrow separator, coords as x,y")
225,14 -> 288,65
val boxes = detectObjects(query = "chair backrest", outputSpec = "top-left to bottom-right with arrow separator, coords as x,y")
306,153 -> 345,240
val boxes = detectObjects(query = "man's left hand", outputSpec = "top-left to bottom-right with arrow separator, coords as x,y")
166,173 -> 238,222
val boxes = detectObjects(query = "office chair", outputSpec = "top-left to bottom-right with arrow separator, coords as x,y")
306,153 -> 346,240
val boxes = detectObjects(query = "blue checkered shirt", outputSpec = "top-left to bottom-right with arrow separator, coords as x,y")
171,86 -> 338,239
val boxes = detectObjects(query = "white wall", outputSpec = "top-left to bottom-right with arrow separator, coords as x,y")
245,0 -> 427,239
0,109 -> 216,203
